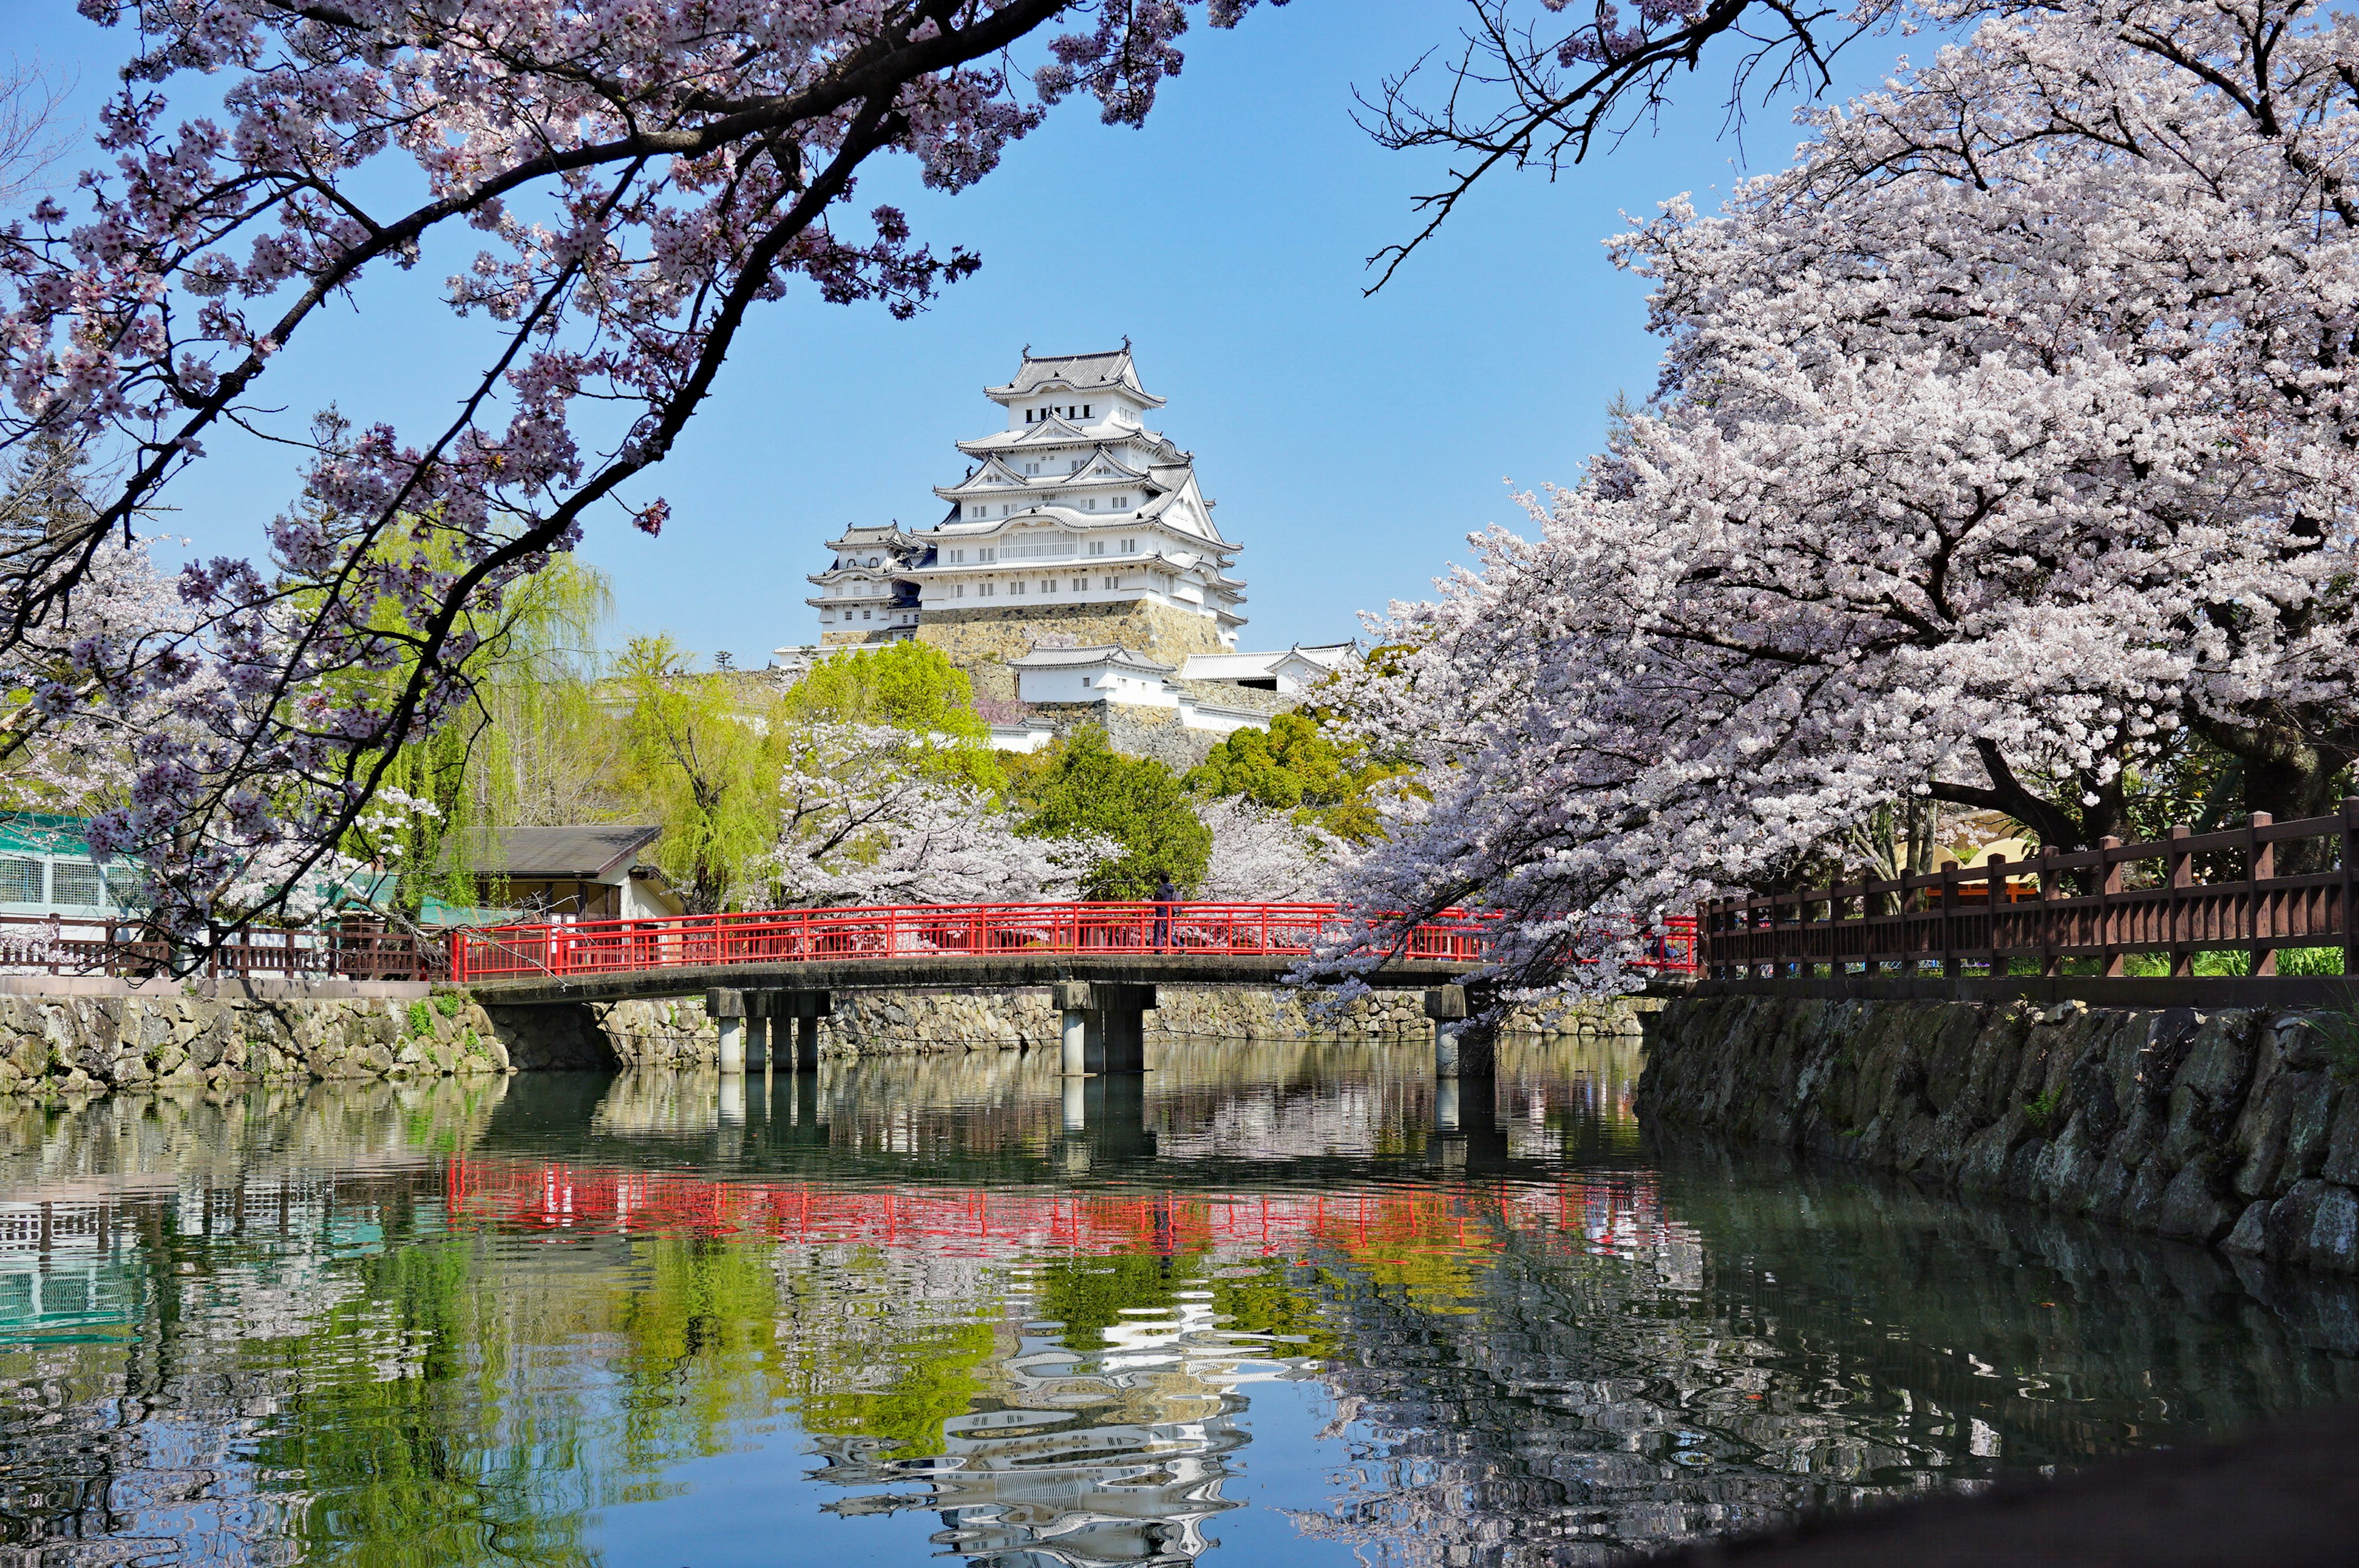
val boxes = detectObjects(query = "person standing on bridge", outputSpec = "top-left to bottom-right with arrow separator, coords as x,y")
1153,874 -> 1177,951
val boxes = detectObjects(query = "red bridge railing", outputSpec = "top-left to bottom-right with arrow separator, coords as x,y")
448,902 -> 1700,986
450,902 -> 1474,984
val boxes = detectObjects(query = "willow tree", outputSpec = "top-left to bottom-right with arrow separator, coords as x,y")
612,635 -> 784,915
342,551 -> 617,916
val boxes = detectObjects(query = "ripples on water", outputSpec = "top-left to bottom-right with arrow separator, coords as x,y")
1,1038 -> 2355,1567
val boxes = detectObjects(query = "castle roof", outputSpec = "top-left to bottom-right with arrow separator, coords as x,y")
986,347 -> 1163,407
1004,644 -> 1175,676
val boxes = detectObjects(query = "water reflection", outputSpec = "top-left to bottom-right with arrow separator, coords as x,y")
0,1040 -> 2350,1567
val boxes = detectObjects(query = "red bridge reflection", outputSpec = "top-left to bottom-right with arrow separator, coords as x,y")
443,1157 -> 1673,1266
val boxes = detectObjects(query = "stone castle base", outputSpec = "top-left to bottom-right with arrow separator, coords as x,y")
918,598 -> 1229,701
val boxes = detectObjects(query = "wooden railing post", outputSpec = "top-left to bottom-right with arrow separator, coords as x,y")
2099,836 -> 2124,976
1986,853 -> 2008,976
2168,823 -> 2193,977
2248,812 -> 2276,977
2343,798 -> 2359,979
2039,845 -> 2060,977
1939,864 -> 1958,979
1854,874 -> 1870,973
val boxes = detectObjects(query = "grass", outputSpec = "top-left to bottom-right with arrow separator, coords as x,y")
406,999 -> 435,1038
2023,1088 -> 2064,1133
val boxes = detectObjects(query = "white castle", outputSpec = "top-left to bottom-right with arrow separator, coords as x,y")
792,345 -> 1347,758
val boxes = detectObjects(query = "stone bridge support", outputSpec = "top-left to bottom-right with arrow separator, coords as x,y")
1425,985 -> 1497,1078
1050,981 -> 1157,1075
711,988 -> 832,1073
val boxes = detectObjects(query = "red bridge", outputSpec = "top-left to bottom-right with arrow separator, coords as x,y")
448,900 -> 1697,1004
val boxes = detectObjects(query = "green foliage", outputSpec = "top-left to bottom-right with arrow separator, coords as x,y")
1207,1262 -> 1337,1357
1184,710 -> 1403,843
338,549 -> 619,917
786,641 -> 988,741
2127,948 -> 2348,977
432,991 -> 466,1018
612,634 -> 786,913
406,1000 -> 434,1038
791,1317 -> 996,1461
1014,727 -> 1210,897
2024,1088 -> 2064,1133
782,641 -> 1004,790
1030,1250 -> 1199,1351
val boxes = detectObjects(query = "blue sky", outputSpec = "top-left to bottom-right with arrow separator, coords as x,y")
4,2 -> 1898,665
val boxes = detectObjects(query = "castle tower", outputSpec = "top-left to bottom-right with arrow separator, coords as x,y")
806,346 -> 1246,693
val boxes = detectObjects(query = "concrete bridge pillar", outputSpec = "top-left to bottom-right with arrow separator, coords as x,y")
709,988 -> 745,1074
1051,981 -> 1156,1074
1054,981 -> 1095,1076
1427,985 -> 1496,1078
746,992 -> 830,1072
744,1014 -> 770,1072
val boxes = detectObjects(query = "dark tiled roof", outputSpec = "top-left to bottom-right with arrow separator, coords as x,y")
444,825 -> 663,880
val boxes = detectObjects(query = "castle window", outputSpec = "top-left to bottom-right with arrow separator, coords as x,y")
1121,539 -> 1135,553
955,585 -> 966,598
1071,578 -> 1084,592
1012,580 -> 1024,596
862,610 -> 871,620
1083,405 -> 1092,417
1086,498 -> 1097,510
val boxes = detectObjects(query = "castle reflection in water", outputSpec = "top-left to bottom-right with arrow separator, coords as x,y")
1,1039 -> 2353,1567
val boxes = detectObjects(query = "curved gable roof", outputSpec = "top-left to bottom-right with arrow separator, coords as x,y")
985,347 -> 1164,407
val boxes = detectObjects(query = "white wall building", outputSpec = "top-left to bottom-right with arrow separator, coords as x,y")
806,345 -> 1245,650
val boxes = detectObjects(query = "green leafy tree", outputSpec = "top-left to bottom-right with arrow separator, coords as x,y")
614,634 -> 783,913
783,641 -> 1003,791
786,641 -> 990,741
1015,727 -> 1210,897
1186,711 -> 1404,844
340,550 -> 618,918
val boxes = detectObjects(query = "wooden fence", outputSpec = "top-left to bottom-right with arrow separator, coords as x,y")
0,914 -> 446,982
1699,800 -> 2359,981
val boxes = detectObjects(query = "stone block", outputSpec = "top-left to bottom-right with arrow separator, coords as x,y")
2312,1185 -> 2359,1274
2157,1156 -> 2239,1245
2264,1179 -> 2330,1269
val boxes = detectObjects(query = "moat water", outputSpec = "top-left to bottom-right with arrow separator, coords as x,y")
3,1040 -> 2356,1567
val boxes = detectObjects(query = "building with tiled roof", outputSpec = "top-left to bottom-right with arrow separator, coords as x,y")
807,345 -> 1245,673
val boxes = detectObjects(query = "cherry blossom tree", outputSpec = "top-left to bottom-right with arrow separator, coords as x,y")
1195,793 -> 1332,901
770,722 -> 1105,905
1331,0 -> 2359,994
0,0 -> 1273,945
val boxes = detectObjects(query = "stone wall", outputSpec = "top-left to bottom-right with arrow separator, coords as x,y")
0,993 -> 510,1096
917,598 -> 1229,699
1639,993 -> 2359,1274
0,983 -> 1654,1095
1021,700 -> 1226,770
